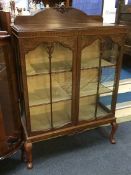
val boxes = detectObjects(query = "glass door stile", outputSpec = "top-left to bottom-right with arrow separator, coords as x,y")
25,42 -> 73,131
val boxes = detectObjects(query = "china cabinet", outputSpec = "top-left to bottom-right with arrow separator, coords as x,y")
12,7 -> 127,169
0,31 -> 22,159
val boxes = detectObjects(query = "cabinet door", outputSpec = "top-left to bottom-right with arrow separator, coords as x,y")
25,39 -> 75,132
79,36 -> 120,121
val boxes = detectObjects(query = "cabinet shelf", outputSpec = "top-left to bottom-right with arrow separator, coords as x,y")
81,58 -> 114,69
26,58 -> 114,77
29,85 -> 71,107
80,82 -> 112,97
26,60 -> 72,76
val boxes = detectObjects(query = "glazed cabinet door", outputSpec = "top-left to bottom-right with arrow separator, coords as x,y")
23,37 -> 76,133
78,36 -> 121,122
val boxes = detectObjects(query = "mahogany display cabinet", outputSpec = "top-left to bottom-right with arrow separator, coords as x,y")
12,8 -> 127,169
0,31 -> 22,159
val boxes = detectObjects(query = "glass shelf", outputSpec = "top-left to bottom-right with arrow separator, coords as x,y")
26,58 -> 114,76
28,85 -> 71,107
81,58 -> 114,70
26,60 -> 72,76
80,82 -> 112,97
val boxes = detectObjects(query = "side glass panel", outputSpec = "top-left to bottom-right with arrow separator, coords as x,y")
25,42 -> 72,131
97,39 -> 119,118
79,39 -> 100,121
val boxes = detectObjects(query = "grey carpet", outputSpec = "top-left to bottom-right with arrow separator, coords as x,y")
0,121 -> 131,175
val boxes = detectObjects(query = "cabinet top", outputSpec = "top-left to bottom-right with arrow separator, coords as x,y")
12,7 -> 127,37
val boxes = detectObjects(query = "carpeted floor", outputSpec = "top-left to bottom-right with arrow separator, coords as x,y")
0,121 -> 131,175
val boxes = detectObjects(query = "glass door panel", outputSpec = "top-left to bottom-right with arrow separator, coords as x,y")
79,39 -> 100,121
25,42 -> 73,131
97,39 -> 119,118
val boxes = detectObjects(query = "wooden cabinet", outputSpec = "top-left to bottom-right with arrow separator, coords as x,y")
12,7 -> 127,169
0,32 -> 22,159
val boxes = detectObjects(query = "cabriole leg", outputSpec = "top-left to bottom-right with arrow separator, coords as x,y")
24,142 -> 33,169
109,121 -> 118,144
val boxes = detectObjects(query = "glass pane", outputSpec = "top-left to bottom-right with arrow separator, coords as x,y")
51,43 -> 72,72
79,39 -> 100,121
52,101 -> 71,128
80,69 -> 98,97
52,72 -> 72,102
81,40 -> 100,69
97,39 -> 119,118
27,75 -> 50,106
25,44 -> 49,75
30,104 -> 51,131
